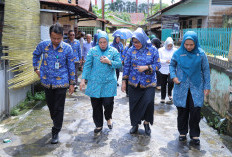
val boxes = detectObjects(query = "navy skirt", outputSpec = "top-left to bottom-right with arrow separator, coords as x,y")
128,85 -> 155,126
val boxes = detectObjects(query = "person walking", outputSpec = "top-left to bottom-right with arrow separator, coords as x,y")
33,23 -> 75,144
169,31 -> 210,145
151,38 -> 162,90
110,35 -> 124,86
80,31 -> 122,133
158,37 -> 177,104
64,30 -> 81,89
82,34 -> 93,62
121,28 -> 161,135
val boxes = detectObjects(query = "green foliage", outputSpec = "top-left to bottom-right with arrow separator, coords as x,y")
114,12 -> 131,22
92,5 -> 113,19
10,91 -> 46,116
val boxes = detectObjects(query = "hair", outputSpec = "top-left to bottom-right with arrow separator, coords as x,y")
68,30 -> 74,34
49,23 -> 63,36
86,34 -> 92,37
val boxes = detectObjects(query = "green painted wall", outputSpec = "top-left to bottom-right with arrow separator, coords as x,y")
163,0 -> 209,16
209,69 -> 230,117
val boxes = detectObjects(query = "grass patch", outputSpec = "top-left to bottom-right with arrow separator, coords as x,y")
10,91 -> 46,116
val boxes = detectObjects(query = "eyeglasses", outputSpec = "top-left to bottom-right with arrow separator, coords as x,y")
69,34 -> 75,36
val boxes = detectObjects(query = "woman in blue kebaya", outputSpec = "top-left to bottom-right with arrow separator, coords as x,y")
169,31 -> 210,145
80,31 -> 122,133
110,35 -> 124,85
121,28 -> 161,135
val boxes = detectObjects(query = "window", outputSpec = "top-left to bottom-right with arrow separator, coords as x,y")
182,21 -> 187,29
188,20 -> 192,28
68,0 -> 72,3
197,19 -> 202,28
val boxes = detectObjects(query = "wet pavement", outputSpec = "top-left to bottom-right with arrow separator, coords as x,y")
0,78 -> 232,157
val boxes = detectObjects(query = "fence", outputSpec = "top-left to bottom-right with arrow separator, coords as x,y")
161,28 -> 232,58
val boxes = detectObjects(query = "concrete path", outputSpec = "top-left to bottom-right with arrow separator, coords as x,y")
0,80 -> 232,157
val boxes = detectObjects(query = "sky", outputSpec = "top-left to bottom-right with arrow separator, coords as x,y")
91,0 -> 180,7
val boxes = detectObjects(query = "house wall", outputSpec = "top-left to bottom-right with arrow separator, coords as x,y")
206,56 -> 232,136
208,1 -> 232,27
163,0 -> 209,16
78,20 -> 101,28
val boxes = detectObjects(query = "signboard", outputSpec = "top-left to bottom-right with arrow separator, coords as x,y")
162,15 -> 180,34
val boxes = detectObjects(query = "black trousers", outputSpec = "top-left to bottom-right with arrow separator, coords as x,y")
90,97 -> 114,127
44,87 -> 67,134
177,90 -> 201,137
116,69 -> 120,81
156,71 -> 161,87
75,62 -> 80,84
160,73 -> 174,99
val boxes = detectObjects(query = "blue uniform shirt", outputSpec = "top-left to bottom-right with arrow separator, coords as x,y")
123,45 -> 161,88
33,40 -> 75,88
64,39 -> 81,62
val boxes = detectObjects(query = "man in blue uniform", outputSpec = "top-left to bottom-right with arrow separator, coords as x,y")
33,23 -> 75,144
64,30 -> 81,88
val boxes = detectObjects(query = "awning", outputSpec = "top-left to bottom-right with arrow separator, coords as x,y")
40,0 -> 97,19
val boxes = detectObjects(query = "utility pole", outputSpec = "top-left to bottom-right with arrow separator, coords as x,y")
136,0 -> 138,13
160,0 -> 162,10
102,0 -> 105,30
147,0 -> 149,17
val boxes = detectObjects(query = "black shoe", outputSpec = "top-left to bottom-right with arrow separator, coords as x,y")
179,135 -> 187,141
94,127 -> 102,133
108,124 -> 113,129
51,133 -> 59,144
130,125 -> 138,134
144,123 -> 151,135
191,137 -> 200,145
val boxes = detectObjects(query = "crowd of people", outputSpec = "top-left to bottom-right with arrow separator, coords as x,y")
33,23 -> 210,146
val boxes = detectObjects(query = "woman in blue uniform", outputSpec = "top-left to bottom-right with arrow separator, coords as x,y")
169,31 -> 210,145
110,35 -> 124,85
121,28 -> 161,135
80,31 -> 122,133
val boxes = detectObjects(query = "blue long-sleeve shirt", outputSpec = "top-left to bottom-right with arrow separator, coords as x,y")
33,40 -> 75,88
123,45 -> 161,88
64,39 -> 81,62
169,51 -> 211,107
82,45 -> 122,98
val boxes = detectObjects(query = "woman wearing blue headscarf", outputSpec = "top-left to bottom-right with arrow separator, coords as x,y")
110,35 -> 124,85
80,31 -> 122,133
121,28 -> 161,135
169,31 -> 210,145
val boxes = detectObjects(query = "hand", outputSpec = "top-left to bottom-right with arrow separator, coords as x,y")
204,89 -> 210,96
35,70 -> 40,77
166,60 -> 170,63
173,77 -> 180,84
69,85 -> 74,95
135,66 -> 149,72
80,79 -> 86,91
100,56 -> 111,64
121,80 -> 126,92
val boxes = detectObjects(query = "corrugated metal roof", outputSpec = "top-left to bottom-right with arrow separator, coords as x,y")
40,0 -> 97,19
